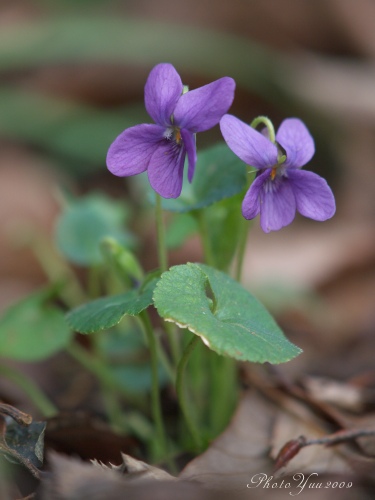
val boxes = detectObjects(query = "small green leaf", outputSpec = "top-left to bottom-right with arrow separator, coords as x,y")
66,279 -> 157,334
0,293 -> 73,361
55,193 -> 135,266
153,264 -> 302,364
158,142 -> 247,213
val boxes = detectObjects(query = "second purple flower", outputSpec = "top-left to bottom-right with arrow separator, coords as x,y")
107,63 -> 235,199
220,115 -> 336,233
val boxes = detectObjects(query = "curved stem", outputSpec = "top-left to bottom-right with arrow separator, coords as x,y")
176,335 -> 203,450
155,194 -> 168,273
139,311 -> 168,459
250,115 -> 276,143
0,364 -> 58,418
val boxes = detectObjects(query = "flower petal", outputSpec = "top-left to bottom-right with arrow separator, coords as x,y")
276,118 -> 315,168
242,170 -> 270,220
106,124 -> 164,176
181,129 -> 196,182
259,177 -> 296,233
147,141 -> 186,198
174,77 -> 235,133
144,63 -> 183,126
287,169 -> 336,220
220,114 -> 278,169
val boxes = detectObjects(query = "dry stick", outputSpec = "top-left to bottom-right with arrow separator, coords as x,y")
302,428 -> 375,447
274,428 -> 375,471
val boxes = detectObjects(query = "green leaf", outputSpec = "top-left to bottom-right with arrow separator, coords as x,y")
153,264 -> 302,364
55,193 -> 135,266
66,278 -> 157,334
159,142 -> 247,212
0,293 -> 73,361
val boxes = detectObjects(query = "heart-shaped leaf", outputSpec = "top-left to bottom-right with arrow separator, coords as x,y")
153,263 -> 301,364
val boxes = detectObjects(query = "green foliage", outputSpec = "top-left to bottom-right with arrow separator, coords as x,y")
160,143 -> 247,212
0,292 -> 73,361
153,263 -> 302,364
55,193 -> 135,266
166,213 -> 198,249
65,278 -> 157,334
203,192 -> 245,270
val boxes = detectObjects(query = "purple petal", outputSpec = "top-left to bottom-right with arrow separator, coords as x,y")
144,63 -> 183,126
173,77 -> 235,133
276,118 -> 315,168
242,170 -> 271,220
106,124 -> 164,176
147,140 -> 186,198
181,129 -> 196,182
287,169 -> 336,220
259,177 -> 296,233
220,115 -> 278,170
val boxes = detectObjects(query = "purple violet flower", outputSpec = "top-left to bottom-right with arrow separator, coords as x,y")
220,115 -> 336,233
107,63 -> 235,198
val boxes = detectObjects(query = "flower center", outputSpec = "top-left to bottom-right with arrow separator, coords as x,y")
164,126 -> 182,145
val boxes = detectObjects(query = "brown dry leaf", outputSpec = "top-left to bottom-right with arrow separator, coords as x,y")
180,390 -> 275,490
302,375 -> 366,412
41,452 -> 231,500
91,452 -> 176,483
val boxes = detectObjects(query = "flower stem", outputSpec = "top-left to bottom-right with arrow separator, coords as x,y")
155,194 -> 168,273
250,116 -> 276,143
139,310 -> 168,459
176,335 -> 203,450
234,215 -> 250,282
0,364 -> 58,418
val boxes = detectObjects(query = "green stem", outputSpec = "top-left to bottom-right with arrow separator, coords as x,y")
155,194 -> 168,273
0,364 -> 58,418
164,321 -> 180,367
176,335 -> 203,450
250,116 -> 276,143
136,316 -> 175,384
234,215 -> 249,282
155,195 -> 181,365
139,311 -> 168,459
